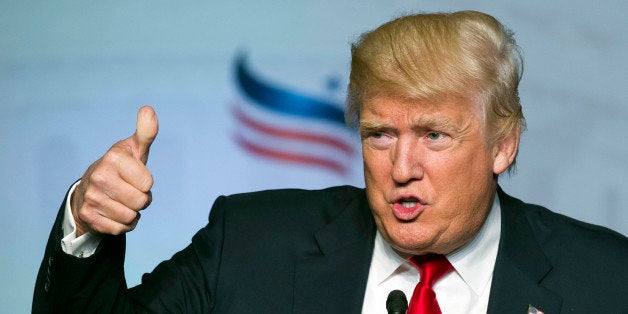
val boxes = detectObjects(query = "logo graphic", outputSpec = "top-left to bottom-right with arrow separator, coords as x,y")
232,54 -> 357,175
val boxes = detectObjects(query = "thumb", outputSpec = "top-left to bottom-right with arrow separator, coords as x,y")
133,106 -> 159,164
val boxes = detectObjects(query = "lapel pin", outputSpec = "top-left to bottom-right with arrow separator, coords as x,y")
528,304 -> 544,314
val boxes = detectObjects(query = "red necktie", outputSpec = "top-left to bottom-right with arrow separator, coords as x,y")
407,254 -> 454,314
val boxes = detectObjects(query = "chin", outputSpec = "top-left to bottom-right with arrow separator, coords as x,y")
386,226 -> 440,255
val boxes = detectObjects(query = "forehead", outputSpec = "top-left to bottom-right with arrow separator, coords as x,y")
359,96 -> 484,125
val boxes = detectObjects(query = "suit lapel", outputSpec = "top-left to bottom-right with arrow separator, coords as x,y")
487,188 -> 562,313
293,192 -> 376,314
292,187 -> 564,313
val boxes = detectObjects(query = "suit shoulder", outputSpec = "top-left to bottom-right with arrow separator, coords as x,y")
208,185 -> 368,226
213,185 -> 365,213
223,185 -> 365,204
502,191 -> 627,256
529,203 -> 625,248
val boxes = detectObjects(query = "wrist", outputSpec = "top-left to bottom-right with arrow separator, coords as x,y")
70,184 -> 89,237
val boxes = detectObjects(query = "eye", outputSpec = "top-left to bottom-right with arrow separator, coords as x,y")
427,132 -> 444,140
363,131 -> 395,149
423,131 -> 453,150
372,132 -> 386,139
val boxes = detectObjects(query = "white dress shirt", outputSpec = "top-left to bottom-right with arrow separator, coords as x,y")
61,182 -> 101,257
361,195 -> 501,314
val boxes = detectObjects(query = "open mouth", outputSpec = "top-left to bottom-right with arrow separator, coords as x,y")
392,196 -> 424,220
400,200 -> 419,208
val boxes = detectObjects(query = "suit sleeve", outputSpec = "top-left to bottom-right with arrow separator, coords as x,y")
32,184 -> 130,313
32,185 -> 229,313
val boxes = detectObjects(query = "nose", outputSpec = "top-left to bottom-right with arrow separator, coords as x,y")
391,138 -> 424,184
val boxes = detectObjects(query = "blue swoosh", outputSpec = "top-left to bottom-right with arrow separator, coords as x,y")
235,54 -> 346,126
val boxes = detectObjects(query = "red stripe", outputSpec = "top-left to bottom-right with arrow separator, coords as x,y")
235,135 -> 348,175
233,106 -> 354,156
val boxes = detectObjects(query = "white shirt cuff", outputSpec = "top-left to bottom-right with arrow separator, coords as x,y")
60,181 -> 103,258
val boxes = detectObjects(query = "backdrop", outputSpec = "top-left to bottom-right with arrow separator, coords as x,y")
2,1 -> 626,311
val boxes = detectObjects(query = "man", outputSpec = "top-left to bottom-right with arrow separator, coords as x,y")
34,10 -> 627,313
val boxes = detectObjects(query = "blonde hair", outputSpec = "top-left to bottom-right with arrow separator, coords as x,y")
347,11 -> 525,149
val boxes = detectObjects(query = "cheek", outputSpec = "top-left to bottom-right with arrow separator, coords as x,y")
362,151 -> 392,219
434,154 -> 495,219
424,149 -> 493,207
362,149 -> 390,182
432,144 -> 492,178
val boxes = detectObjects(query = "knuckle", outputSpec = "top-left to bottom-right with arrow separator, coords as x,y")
90,216 -> 119,235
134,194 -> 150,211
139,173 -> 154,192
102,148 -> 131,168
109,227 -> 124,236
88,170 -> 108,187
82,188 -> 101,206
122,210 -> 138,225
100,150 -> 121,165
78,209 -> 98,230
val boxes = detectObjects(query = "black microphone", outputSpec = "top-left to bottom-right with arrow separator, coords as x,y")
386,289 -> 408,314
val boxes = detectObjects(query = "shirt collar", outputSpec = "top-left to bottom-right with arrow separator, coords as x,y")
370,194 -> 502,295
447,194 -> 501,295
370,226 -> 411,286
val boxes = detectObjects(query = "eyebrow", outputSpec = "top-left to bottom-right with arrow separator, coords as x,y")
411,116 -> 457,131
358,120 -> 388,131
359,116 -> 459,133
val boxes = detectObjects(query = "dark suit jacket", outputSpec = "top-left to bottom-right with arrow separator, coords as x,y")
33,185 -> 628,313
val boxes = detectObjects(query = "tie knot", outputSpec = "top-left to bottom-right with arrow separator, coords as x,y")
410,254 -> 453,286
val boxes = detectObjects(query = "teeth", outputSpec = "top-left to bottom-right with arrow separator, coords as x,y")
401,202 -> 418,208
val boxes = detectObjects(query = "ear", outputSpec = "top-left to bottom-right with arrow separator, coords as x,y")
492,128 -> 520,175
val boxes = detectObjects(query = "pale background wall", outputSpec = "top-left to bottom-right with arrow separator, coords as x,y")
1,1 -> 626,311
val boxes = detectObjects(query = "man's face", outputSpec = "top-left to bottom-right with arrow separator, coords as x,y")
360,96 -> 509,257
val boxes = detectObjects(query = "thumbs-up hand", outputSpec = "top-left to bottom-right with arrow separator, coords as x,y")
71,106 -> 159,237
